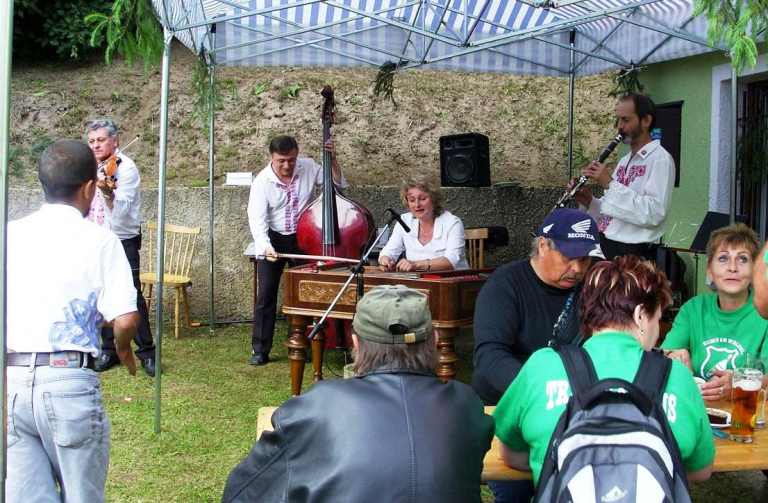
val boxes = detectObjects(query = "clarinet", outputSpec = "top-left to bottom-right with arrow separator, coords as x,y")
552,132 -> 624,211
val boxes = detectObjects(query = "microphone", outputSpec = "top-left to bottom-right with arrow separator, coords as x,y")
386,208 -> 411,233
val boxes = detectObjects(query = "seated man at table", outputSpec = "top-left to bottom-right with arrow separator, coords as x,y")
494,256 -> 714,492
472,209 -> 604,502
221,285 -> 494,503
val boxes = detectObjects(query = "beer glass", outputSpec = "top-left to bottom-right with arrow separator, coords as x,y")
756,388 -> 767,430
731,367 -> 763,442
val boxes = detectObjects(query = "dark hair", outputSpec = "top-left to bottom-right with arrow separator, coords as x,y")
579,255 -> 671,338
619,93 -> 656,130
38,140 -> 97,202
269,135 -> 299,155
352,324 -> 438,375
706,222 -> 760,263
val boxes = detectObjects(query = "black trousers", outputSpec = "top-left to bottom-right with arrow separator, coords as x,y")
101,234 -> 155,360
252,231 -> 305,356
599,233 -> 656,263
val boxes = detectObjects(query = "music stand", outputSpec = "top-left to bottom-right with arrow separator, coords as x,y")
690,212 -> 749,252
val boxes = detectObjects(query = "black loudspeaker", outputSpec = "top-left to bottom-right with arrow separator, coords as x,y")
439,133 -> 491,187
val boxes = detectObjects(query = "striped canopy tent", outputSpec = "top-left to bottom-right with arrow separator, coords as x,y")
155,0 -> 721,76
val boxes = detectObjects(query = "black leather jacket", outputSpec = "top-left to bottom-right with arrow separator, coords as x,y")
222,368 -> 494,503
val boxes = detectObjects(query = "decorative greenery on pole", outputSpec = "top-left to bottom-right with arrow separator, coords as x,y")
372,60 -> 405,108
608,64 -> 645,98
85,0 -> 164,70
694,0 -> 768,73
191,52 -> 223,127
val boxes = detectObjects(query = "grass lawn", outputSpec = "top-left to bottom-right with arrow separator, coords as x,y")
99,322 -> 765,502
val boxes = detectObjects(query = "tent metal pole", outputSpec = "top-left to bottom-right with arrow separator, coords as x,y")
0,2 -> 14,499
567,29 -> 575,182
208,25 -> 216,335
730,64 -> 737,223
154,27 -> 173,435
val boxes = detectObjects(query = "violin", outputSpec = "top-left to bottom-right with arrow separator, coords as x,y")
98,134 -> 140,185
296,86 -> 375,260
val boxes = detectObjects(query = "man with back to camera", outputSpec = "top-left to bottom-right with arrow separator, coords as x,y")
222,285 -> 494,503
6,140 -> 138,502
472,208 -> 604,502
570,92 -> 675,261
86,118 -> 156,376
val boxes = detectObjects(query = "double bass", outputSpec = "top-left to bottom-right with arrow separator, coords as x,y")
296,85 -> 375,260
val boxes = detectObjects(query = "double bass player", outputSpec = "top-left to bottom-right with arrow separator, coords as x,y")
247,135 -> 347,366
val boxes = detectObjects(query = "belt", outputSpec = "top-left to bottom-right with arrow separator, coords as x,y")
7,352 -> 95,370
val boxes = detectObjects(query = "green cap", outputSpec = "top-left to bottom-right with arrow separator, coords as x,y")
352,285 -> 433,344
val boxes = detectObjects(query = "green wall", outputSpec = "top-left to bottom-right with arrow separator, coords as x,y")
639,51 -> 765,295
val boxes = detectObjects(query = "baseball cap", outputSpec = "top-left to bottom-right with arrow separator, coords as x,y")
536,209 -> 605,259
352,285 -> 433,344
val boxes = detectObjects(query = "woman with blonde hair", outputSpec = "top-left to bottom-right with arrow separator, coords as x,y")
662,222 -> 768,401
378,174 -> 469,272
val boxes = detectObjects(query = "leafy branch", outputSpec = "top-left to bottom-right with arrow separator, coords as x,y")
608,66 -> 645,98
372,60 -> 405,108
190,53 -> 223,125
85,0 -> 164,71
694,0 -> 768,74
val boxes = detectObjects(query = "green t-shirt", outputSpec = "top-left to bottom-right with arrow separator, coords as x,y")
661,292 -> 768,379
493,332 -> 715,486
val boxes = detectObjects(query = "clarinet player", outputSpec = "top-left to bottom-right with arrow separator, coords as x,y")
568,93 -> 675,262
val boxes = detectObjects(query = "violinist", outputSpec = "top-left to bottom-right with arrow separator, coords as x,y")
247,135 -> 347,366
86,119 -> 156,377
378,174 -> 469,272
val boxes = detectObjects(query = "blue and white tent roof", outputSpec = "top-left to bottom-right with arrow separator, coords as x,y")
152,0 -> 722,76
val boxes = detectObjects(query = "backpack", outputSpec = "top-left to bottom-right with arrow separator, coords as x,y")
533,346 -> 692,503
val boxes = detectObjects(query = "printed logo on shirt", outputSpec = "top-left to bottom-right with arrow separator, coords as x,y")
48,292 -> 103,351
545,380 -> 571,410
700,339 -> 743,379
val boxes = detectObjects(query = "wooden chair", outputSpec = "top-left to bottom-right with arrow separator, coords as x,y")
465,227 -> 489,269
140,222 -> 201,339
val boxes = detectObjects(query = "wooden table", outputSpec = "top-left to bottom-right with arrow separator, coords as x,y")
256,400 -> 768,482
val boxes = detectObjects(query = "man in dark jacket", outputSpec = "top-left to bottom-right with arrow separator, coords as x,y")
222,285 -> 494,503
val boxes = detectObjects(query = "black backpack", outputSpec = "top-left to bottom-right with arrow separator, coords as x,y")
534,346 -> 692,503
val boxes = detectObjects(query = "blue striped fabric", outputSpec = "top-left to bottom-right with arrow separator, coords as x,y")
152,0 -> 718,76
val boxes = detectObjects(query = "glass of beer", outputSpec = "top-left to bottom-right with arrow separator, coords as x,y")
731,367 -> 763,442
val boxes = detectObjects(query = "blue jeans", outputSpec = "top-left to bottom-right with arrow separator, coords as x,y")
487,480 -> 536,503
6,364 -> 110,503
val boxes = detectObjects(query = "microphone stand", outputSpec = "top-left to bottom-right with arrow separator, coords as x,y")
307,213 -> 399,340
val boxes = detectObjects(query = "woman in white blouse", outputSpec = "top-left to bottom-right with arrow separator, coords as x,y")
378,174 -> 469,272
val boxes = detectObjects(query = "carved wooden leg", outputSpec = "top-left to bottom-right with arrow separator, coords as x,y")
310,317 -> 326,383
436,327 -> 459,382
286,315 -> 310,396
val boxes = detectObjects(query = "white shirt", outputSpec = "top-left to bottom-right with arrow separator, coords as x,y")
584,140 -> 675,244
379,210 -> 469,270
102,153 -> 142,240
247,157 -> 348,256
7,204 -> 137,356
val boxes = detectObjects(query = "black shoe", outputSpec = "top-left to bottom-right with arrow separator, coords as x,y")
249,353 -> 270,366
95,354 -> 121,372
141,357 -> 156,377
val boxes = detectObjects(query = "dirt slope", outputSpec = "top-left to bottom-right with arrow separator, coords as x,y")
9,41 -> 618,189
